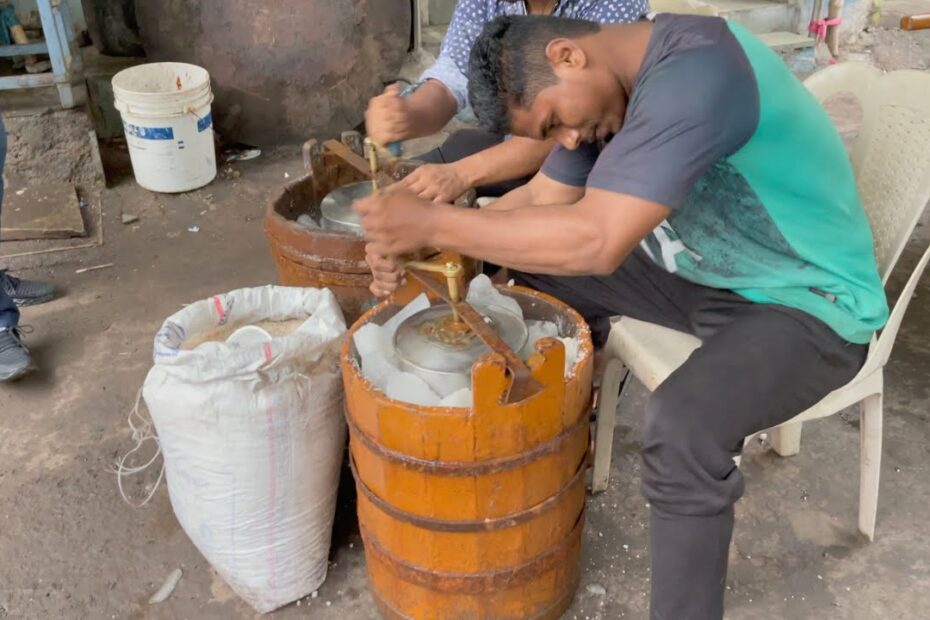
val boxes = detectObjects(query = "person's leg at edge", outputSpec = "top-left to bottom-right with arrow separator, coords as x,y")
642,307 -> 865,619
0,114 -> 55,311
0,276 -> 13,329
0,114 -> 18,332
0,113 -> 34,382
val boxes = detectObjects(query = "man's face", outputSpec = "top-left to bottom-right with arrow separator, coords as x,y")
509,57 -> 627,150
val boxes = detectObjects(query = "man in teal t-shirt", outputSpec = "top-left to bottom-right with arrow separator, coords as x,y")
355,14 -> 888,619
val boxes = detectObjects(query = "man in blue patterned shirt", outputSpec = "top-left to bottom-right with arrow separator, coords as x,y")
365,0 -> 648,201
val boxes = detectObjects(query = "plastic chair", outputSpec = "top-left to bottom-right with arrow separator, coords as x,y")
590,63 -> 930,541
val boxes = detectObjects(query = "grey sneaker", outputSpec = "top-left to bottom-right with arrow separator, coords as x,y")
0,270 -> 55,306
0,328 -> 35,382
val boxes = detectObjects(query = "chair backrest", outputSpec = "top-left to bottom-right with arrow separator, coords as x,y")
805,64 -> 930,372
806,64 -> 930,283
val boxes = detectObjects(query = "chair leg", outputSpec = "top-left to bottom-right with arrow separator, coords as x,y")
859,392 -> 883,541
591,358 -> 628,494
770,421 -> 803,457
733,435 -> 752,468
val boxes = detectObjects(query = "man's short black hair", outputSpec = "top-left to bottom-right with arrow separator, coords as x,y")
467,15 -> 601,134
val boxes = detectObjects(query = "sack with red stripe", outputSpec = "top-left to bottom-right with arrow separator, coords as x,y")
142,286 -> 347,613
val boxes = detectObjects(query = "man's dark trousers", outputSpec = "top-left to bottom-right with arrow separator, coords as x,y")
514,249 -> 866,619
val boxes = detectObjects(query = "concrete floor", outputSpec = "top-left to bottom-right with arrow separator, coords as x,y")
3,9 -> 930,619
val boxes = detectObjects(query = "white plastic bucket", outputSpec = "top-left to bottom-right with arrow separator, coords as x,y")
113,62 -> 217,193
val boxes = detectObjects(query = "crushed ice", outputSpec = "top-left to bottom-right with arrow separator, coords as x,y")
353,276 -> 581,407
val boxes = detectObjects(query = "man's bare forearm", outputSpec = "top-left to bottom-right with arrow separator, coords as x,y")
480,185 -> 532,211
482,171 -> 585,212
430,203 -> 612,275
455,137 -> 555,188
403,80 -> 458,139
424,189 -> 670,276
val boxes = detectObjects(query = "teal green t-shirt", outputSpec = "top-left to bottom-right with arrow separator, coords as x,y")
541,15 -> 888,344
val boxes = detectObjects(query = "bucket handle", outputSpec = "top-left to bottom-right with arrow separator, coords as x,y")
185,103 -> 211,124
118,93 -> 215,120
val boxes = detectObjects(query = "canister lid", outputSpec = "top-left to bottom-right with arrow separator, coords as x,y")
320,181 -> 373,234
393,304 -> 528,374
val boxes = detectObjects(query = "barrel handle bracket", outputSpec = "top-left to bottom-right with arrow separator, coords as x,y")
302,138 -> 324,180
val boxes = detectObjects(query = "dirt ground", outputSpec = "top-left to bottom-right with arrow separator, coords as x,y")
2,8 -> 930,619
4,105 -> 102,191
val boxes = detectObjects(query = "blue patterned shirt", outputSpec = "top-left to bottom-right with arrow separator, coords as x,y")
420,0 -> 651,112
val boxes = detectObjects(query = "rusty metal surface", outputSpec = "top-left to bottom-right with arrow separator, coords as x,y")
135,0 -> 412,146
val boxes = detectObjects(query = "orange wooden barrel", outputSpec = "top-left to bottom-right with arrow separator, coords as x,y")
341,286 -> 594,620
264,172 -> 373,322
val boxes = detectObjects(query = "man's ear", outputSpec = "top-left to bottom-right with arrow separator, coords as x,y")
544,38 -> 587,72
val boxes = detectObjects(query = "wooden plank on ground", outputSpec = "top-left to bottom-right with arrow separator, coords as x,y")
0,183 -> 86,241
